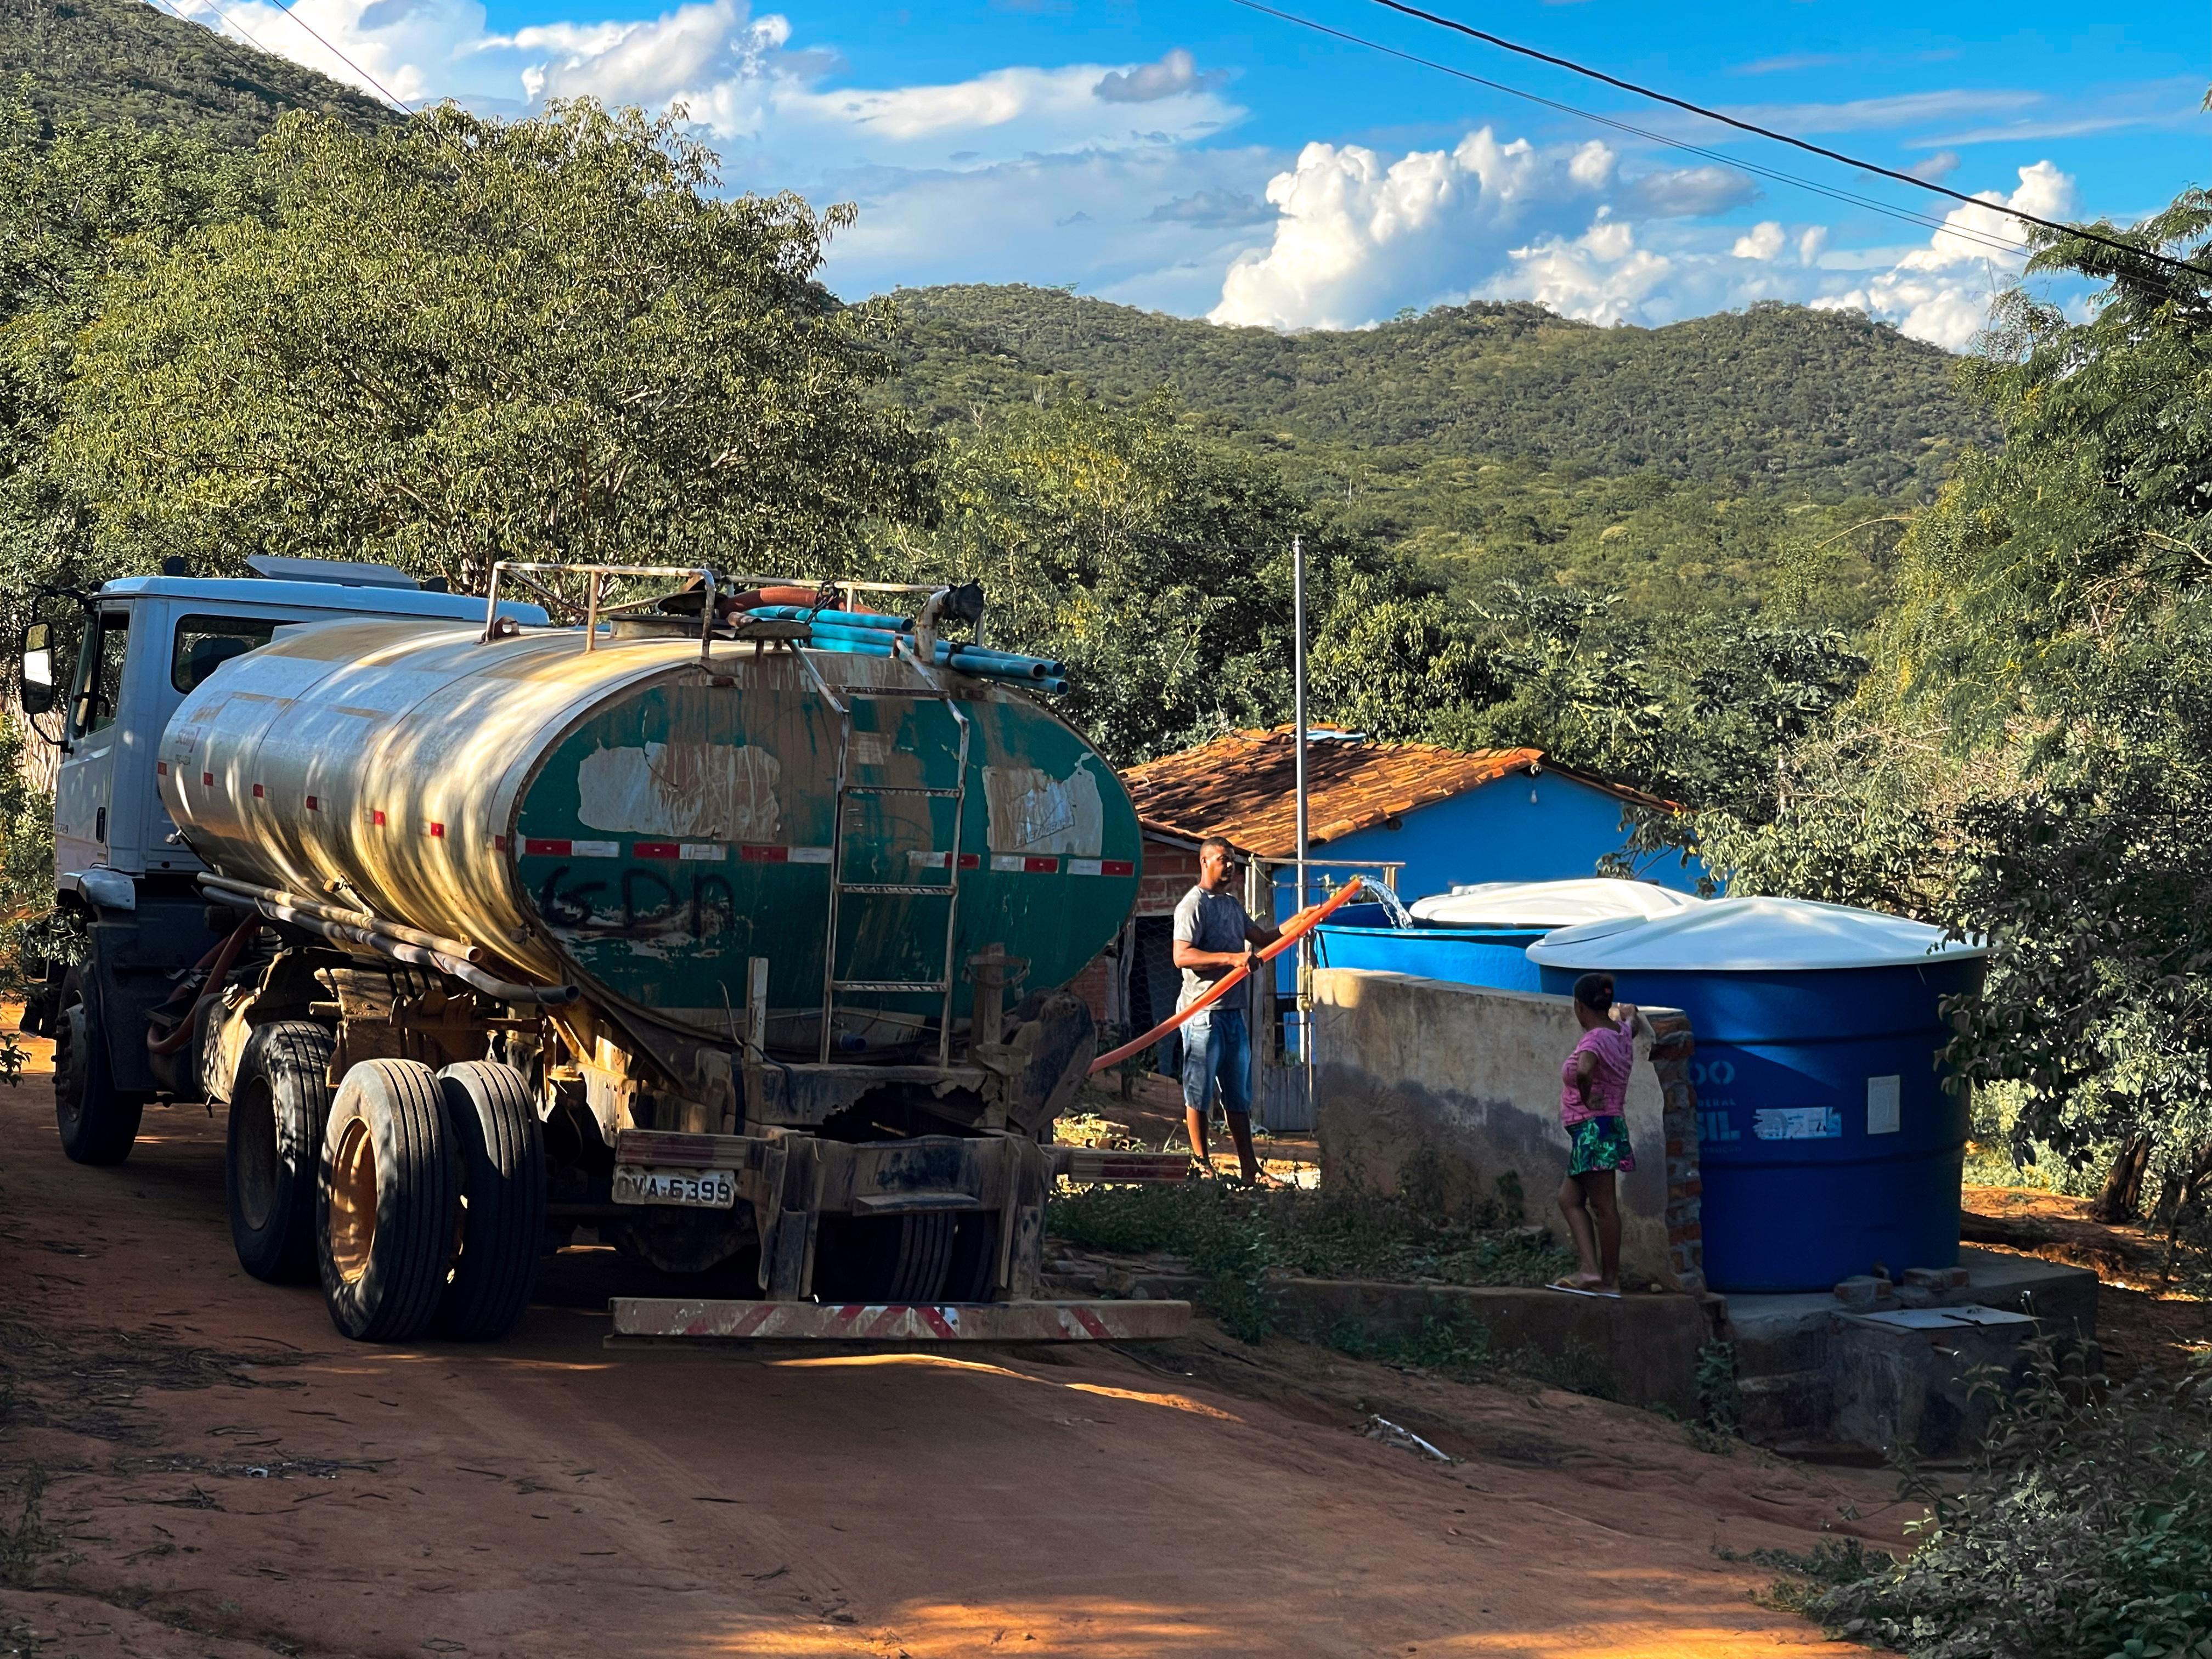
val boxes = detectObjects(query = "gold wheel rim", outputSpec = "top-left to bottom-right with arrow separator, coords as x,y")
328,1118 -> 377,1284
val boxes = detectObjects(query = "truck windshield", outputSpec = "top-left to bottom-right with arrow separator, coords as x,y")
172,615 -> 280,693
74,611 -> 128,736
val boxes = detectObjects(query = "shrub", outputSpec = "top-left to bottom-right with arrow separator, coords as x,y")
1785,1342 -> 2212,1659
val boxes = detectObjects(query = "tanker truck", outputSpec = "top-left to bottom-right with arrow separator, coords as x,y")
18,556 -> 1187,1345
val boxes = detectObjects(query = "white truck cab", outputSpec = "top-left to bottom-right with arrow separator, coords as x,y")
19,556 -> 544,1158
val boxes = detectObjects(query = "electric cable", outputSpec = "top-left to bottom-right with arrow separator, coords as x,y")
144,0 -> 295,83
1361,0 -> 2212,282
154,0 -> 415,116
1231,0 -> 2045,267
258,0 -> 417,115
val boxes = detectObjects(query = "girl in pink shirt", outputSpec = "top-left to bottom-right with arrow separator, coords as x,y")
1552,972 -> 1638,1297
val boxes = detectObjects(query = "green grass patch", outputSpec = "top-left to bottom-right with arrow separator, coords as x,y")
1047,1178 -> 1575,1348
1047,1179 -> 1574,1289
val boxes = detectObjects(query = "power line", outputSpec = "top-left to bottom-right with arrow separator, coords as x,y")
159,0 -> 415,116
1229,0 -> 2044,267
1362,0 -> 2212,283
258,0 -> 417,115
145,0 -> 293,82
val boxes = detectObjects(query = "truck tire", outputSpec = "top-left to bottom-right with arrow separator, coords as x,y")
433,1062 -> 546,1341
318,1059 -> 459,1343
813,1210 -> 958,1303
226,1022 -> 336,1284
53,967 -> 143,1166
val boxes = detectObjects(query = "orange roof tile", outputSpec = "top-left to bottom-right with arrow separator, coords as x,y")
1120,726 -> 1672,859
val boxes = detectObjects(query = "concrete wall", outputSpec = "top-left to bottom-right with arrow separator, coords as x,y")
1311,968 -> 1705,1293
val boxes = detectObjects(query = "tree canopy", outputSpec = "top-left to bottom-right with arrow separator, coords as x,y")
46,102 -> 930,591
0,0 -> 394,146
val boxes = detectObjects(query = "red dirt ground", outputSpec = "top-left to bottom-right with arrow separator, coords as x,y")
1,1046 -> 1900,1659
1962,1184 -> 2212,1382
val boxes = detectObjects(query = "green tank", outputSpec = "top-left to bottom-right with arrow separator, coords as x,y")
160,617 -> 1141,1063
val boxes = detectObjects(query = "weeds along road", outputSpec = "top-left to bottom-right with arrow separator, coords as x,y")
1,1063 -> 1897,1659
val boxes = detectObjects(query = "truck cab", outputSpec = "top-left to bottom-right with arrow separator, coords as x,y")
21,557 -> 545,1142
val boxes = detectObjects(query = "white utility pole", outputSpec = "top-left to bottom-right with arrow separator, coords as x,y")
1293,533 -> 1308,913
1292,534 -> 1310,1078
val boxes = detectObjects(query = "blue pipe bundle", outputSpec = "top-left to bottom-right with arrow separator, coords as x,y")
747,604 -> 913,632
749,608 -> 1066,693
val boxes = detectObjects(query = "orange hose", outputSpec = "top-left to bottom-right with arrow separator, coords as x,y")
1090,879 -> 1369,1074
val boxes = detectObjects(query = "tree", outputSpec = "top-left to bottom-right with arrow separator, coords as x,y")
876,395 -> 1352,763
1736,189 -> 2212,1210
48,100 -> 930,591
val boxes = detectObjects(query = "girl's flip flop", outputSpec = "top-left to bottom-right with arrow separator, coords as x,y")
1547,1279 -> 1605,1298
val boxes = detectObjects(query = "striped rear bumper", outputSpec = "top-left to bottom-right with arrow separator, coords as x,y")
608,1297 -> 1191,1342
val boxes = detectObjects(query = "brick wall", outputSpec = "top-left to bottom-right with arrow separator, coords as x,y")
1069,952 -> 1112,1025
1138,837 -> 1199,917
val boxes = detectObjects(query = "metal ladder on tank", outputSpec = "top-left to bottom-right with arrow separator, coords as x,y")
815,672 -> 974,1068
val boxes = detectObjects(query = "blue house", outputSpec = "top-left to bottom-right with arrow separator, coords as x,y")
1120,725 -> 1704,917
1108,727 -> 1705,1088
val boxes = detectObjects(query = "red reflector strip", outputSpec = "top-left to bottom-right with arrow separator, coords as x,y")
304,795 -> 319,811
1065,858 -> 1136,877
202,772 -> 213,787
156,761 -> 167,777
494,833 -> 507,851
522,837 -> 619,858
251,783 -> 265,799
740,843 -> 788,863
427,822 -> 445,839
371,809 -> 386,827
633,840 -> 679,859
992,855 -> 1060,874
909,852 -> 984,870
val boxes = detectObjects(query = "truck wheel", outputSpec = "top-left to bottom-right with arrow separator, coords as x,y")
813,1211 -> 957,1303
53,967 -> 143,1166
433,1062 -> 546,1341
226,1022 -> 336,1284
318,1059 -> 459,1343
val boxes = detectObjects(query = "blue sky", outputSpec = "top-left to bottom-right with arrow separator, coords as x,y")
170,0 -> 2204,346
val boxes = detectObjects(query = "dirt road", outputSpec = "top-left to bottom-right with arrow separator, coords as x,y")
2,1066 -> 1897,1659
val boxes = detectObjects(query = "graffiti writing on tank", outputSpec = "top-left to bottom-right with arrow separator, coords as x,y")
534,865 -> 737,944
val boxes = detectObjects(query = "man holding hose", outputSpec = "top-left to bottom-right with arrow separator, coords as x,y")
1172,837 -> 1281,1182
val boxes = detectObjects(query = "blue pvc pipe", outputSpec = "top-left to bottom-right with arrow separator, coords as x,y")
800,631 -> 1062,692
747,605 -> 913,632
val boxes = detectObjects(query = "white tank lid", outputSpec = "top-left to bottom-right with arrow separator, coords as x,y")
1409,878 -> 1703,929
1526,895 -> 1989,972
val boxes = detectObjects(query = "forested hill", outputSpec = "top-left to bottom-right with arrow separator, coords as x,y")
0,0 -> 394,145
889,285 -> 1992,497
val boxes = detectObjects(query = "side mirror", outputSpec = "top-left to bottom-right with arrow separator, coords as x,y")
19,623 -> 54,715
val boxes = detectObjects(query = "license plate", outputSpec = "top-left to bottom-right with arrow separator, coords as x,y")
613,1165 -> 736,1209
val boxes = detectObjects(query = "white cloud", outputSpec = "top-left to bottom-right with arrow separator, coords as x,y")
1812,161 -> 2075,350
173,0 -> 1240,167
1731,221 -> 1785,261
1497,213 -> 1674,326
1209,130 -> 1626,329
1094,48 -> 1228,105
1797,225 -> 1828,266
1718,88 -> 2028,134
815,146 -> 1282,314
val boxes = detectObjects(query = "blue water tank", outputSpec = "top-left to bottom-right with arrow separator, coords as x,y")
1314,909 -> 1549,990
1527,898 -> 1989,1293
1313,880 -> 1702,994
